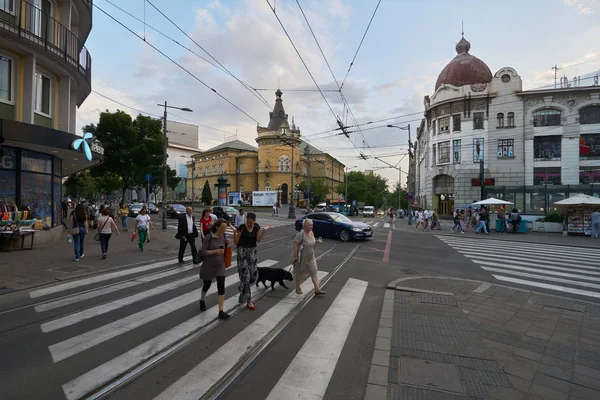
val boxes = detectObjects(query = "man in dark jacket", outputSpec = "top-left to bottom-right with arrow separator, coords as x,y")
177,207 -> 199,264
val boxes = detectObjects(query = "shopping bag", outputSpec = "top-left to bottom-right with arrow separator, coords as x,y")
224,246 -> 233,268
131,231 -> 138,242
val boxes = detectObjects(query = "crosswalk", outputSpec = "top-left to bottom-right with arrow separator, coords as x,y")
27,252 -> 368,399
437,235 -> 600,299
166,216 -> 294,236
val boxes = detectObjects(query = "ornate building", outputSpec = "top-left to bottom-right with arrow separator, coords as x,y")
187,90 -> 345,205
414,34 -> 600,215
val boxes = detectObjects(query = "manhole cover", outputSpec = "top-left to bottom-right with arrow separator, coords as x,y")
421,293 -> 458,306
51,265 -> 93,273
400,358 -> 465,394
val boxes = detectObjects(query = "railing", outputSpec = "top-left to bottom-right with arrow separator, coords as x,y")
0,2 -> 92,86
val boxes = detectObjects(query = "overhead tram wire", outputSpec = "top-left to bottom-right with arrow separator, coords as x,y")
94,4 -> 262,125
144,0 -> 272,108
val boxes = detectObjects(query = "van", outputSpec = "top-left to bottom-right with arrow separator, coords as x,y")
363,206 -> 375,217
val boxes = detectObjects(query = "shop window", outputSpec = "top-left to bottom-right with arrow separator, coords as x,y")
53,176 -> 61,225
497,139 -> 514,158
438,141 -> 450,164
579,167 -> 600,184
507,112 -> 515,127
580,134 -> 600,160
533,108 -> 561,127
473,112 -> 484,130
21,172 -> 52,224
533,167 -> 561,185
0,55 -> 12,102
432,144 -> 436,166
452,139 -> 461,163
473,138 -> 484,162
439,116 -> 450,134
0,146 -> 16,205
0,0 -> 15,13
34,71 -> 51,116
497,113 -> 504,128
452,115 -> 461,132
580,106 -> 600,125
22,150 -> 52,174
534,135 -> 561,161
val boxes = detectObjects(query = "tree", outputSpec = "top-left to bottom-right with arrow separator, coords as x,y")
201,180 -> 212,205
297,179 -> 329,207
340,171 -> 390,209
94,172 -> 122,199
64,169 -> 96,199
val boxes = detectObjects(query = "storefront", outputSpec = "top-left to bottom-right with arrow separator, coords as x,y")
0,119 -> 103,229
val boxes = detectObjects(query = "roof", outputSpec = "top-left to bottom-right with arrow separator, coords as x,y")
435,36 -> 492,91
299,141 -> 323,155
204,139 -> 258,153
267,89 -> 289,130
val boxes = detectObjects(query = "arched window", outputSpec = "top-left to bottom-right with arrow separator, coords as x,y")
580,106 -> 600,125
219,163 -> 224,174
205,166 -> 209,176
507,112 -> 515,127
533,108 -> 561,127
497,113 -> 504,128
239,163 -> 244,173
212,165 -> 216,175
279,156 -> 290,172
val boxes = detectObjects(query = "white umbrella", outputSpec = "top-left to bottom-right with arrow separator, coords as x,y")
471,197 -> 514,206
554,194 -> 600,208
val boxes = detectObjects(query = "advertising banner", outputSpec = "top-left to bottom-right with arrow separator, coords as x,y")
228,191 -> 240,206
252,191 -> 277,206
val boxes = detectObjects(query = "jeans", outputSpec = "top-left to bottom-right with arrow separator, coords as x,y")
475,220 -> 488,234
99,233 -> 112,254
74,226 -> 86,258
452,222 -> 462,232
121,216 -> 128,229
138,228 -> 148,250
592,222 -> 600,239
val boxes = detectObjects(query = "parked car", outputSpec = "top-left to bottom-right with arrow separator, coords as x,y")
213,206 -> 239,222
363,206 -> 375,217
166,204 -> 187,218
295,212 -> 373,242
147,203 -> 159,214
128,203 -> 144,217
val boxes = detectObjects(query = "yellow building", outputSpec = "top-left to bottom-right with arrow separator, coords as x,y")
187,90 -> 345,206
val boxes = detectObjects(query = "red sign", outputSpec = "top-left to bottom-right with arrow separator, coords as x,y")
471,179 -> 495,187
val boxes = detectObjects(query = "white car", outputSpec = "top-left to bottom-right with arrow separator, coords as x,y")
363,206 -> 375,217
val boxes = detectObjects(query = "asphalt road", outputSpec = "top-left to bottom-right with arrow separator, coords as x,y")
1,213 -> 599,400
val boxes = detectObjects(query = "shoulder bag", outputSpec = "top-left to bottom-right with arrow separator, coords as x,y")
70,215 -> 80,236
224,234 -> 233,268
94,217 -> 110,242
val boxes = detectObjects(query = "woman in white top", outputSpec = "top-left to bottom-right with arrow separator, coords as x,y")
97,207 -> 120,259
134,207 -> 153,251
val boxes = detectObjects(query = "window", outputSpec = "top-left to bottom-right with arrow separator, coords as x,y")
0,0 -> 14,13
579,167 -> 600,184
534,167 -> 561,185
212,165 -> 216,175
34,71 -> 51,115
501,74 -> 511,83
533,108 -> 561,127
580,106 -> 600,125
438,141 -> 450,164
452,115 -> 461,132
432,144 -> 436,166
580,134 -> 600,160
265,183 -> 271,191
497,113 -> 504,128
439,116 -> 450,133
238,163 -> 244,173
507,112 -> 515,127
453,140 -> 461,163
219,163 -> 224,174
432,120 -> 436,135
279,156 -> 290,172
473,112 -> 484,129
0,55 -> 11,102
497,139 -> 514,158
239,185 -> 244,193
473,138 -> 484,162
534,136 -> 561,160
205,166 -> 209,176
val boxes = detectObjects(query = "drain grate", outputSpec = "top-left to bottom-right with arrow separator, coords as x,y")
51,265 -> 93,273
421,293 -> 458,307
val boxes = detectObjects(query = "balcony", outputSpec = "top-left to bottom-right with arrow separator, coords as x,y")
0,2 -> 91,105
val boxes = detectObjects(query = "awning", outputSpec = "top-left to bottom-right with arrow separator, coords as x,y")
0,119 -> 103,177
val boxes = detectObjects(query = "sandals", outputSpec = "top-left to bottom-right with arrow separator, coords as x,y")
295,289 -> 303,294
314,290 -> 326,295
247,303 -> 255,310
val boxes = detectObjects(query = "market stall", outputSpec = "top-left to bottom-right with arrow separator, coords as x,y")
471,198 -> 518,232
0,204 -> 42,251
554,194 -> 600,236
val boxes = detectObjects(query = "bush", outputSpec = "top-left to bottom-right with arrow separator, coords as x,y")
542,212 -> 563,223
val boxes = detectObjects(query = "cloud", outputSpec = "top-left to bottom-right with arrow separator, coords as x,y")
373,79 -> 410,93
326,0 -> 351,19
563,0 -> 595,14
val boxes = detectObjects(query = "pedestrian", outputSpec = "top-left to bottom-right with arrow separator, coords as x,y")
177,207 -> 199,264
235,208 -> 246,228
119,202 -> 129,232
292,218 -> 326,295
591,208 -> 600,239
208,207 -> 218,224
97,208 -> 120,259
61,198 -> 68,219
134,206 -> 153,251
475,209 -> 489,235
497,207 -> 506,233
430,208 -> 441,230
451,209 -> 464,233
200,209 -> 213,238
234,213 -> 270,310
108,201 -> 116,219
509,208 -> 521,234
272,203 -> 278,217
70,204 -> 88,261
388,208 -> 394,224
199,219 -> 230,320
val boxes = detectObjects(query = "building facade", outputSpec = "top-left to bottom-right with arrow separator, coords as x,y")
414,35 -> 600,215
165,120 -> 201,201
186,90 -> 345,205
0,0 -> 99,227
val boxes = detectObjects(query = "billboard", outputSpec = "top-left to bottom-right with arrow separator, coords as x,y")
228,191 -> 240,206
252,191 -> 277,206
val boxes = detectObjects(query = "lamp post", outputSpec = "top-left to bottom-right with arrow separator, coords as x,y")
277,184 -> 281,208
387,124 -> 412,224
181,156 -> 196,210
158,102 -> 192,230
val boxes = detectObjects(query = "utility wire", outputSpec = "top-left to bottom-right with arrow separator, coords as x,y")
94,4 -> 262,124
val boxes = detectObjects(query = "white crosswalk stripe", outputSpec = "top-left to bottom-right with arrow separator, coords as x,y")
437,235 -> 600,299
28,249 -> 369,400
166,216 -> 294,235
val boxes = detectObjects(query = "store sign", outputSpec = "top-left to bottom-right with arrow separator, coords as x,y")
471,178 -> 495,187
1,147 -> 16,169
71,133 -> 94,161
252,191 -> 277,206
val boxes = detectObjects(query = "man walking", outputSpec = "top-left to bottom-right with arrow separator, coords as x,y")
235,208 -> 246,228
591,208 -> 600,239
178,207 -> 199,264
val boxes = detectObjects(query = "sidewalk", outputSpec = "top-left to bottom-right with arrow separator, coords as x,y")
367,276 -> 600,400
0,225 -> 181,295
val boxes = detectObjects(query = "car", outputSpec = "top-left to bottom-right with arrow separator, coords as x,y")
213,206 -> 239,222
295,212 -> 373,242
147,203 -> 159,214
363,206 -> 375,217
166,204 -> 187,218
128,203 -> 144,217
377,209 -> 385,216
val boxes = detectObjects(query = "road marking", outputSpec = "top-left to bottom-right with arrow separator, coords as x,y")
29,257 -> 193,299
372,222 -> 380,228
473,282 -> 491,294
474,259 -> 600,277
265,278 -> 367,400
153,271 -> 329,400
438,236 -> 600,256
383,223 -> 390,228
482,267 -> 600,290
382,230 -> 392,263
492,275 -> 600,299
48,274 -> 241,363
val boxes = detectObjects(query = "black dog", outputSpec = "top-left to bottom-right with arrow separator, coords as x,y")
256,267 -> 294,290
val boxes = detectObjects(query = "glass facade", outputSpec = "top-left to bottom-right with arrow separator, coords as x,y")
579,134 -> 600,160
0,146 -> 62,227
534,136 -> 561,161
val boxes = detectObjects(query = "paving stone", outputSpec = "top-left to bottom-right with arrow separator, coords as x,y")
377,326 -> 392,339
371,349 -> 390,367
541,355 -> 573,370
391,347 -> 455,364
574,355 -> 600,370
364,384 -> 387,400
573,363 -> 600,380
507,354 -> 540,371
545,347 -> 576,362
503,363 -> 536,381
380,318 -> 392,329
490,349 -> 512,363
569,383 -> 600,400
485,387 -> 527,400
533,318 -> 558,330
458,366 -> 512,387
514,340 -> 545,354
533,372 -> 570,394
368,364 -> 388,386
572,371 -> 600,392
537,364 -> 572,381
400,358 -> 465,394
375,336 -> 391,351
455,357 -> 502,373
493,333 -> 522,346
529,383 -> 569,400
576,348 -> 600,362
507,374 -> 532,393
512,347 -> 543,362
525,327 -> 553,341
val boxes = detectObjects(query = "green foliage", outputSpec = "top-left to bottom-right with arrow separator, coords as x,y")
341,171 -> 390,209
201,180 -> 212,205
64,169 -> 96,199
542,212 -> 564,223
94,172 -> 122,198
297,179 -> 329,206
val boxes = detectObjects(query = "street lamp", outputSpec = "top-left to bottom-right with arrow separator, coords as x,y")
387,124 -> 412,225
158,102 -> 192,230
277,184 -> 281,208
181,156 -> 196,210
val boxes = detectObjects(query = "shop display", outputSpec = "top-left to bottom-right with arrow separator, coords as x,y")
567,208 -> 593,236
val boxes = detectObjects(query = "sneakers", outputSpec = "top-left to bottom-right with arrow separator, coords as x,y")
218,310 -> 230,320
74,258 -> 80,262
80,254 -> 84,258
102,254 -> 107,260
199,300 -> 207,311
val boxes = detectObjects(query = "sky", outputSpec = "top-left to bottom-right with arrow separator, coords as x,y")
77,0 -> 600,189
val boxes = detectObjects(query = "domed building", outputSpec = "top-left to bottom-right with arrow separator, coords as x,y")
412,34 -> 600,220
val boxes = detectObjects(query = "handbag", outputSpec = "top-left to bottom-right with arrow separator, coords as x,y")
70,216 -> 80,236
94,217 -> 110,242
224,244 -> 233,268
194,234 -> 211,264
